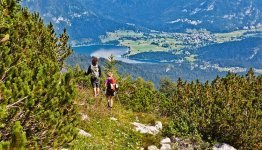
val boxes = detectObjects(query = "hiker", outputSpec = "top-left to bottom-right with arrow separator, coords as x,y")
105,72 -> 118,108
85,57 -> 102,97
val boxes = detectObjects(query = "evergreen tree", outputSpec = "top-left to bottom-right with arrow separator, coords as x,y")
11,121 -> 27,149
57,28 -> 72,68
0,0 -> 79,148
159,70 -> 261,149
104,54 -> 117,74
159,77 -> 176,98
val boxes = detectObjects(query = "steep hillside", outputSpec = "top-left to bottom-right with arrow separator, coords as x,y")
70,87 -> 169,149
197,37 -> 262,68
23,0 -> 262,41
69,68 -> 262,150
22,0 -> 143,43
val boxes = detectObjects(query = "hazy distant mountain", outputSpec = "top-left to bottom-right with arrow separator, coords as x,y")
23,0 -> 262,42
22,0 -> 140,42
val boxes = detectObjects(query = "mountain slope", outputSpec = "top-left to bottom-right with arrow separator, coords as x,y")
197,37 -> 262,68
22,0 -> 141,43
22,0 -> 262,41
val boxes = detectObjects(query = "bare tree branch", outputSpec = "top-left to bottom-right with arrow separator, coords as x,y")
6,96 -> 28,108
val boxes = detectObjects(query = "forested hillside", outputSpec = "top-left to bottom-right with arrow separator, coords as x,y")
1,1 -> 261,149
66,53 -> 228,86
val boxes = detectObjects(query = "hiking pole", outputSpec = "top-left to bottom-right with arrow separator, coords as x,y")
116,92 -> 122,106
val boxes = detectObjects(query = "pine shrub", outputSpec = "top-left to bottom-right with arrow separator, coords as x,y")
0,0 -> 79,148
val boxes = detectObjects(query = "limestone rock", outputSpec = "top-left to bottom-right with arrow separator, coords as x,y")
78,129 -> 92,137
132,121 -> 162,135
148,145 -> 159,150
213,143 -> 236,150
161,137 -> 171,144
160,144 -> 171,150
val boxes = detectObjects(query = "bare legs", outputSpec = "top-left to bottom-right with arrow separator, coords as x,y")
96,87 -> 100,96
93,87 -> 100,97
107,96 -> 113,108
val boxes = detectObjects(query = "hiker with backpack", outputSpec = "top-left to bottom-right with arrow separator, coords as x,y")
105,72 -> 118,108
85,57 -> 102,97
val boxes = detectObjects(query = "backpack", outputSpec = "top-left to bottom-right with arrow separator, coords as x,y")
90,64 -> 99,79
107,78 -> 119,92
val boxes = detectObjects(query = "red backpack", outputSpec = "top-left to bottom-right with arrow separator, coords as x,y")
107,78 -> 118,92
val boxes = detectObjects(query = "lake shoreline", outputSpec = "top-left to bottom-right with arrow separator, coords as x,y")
72,44 -> 146,64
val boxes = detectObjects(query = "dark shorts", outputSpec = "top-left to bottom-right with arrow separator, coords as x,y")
91,77 -> 100,88
106,89 -> 115,96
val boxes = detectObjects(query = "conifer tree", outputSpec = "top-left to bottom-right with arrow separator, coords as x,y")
159,77 -> 176,98
57,28 -> 72,68
0,0 -> 79,148
104,54 -> 117,74
159,70 -> 261,149
11,121 -> 27,149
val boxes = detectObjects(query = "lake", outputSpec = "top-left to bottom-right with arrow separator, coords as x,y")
73,45 -> 144,63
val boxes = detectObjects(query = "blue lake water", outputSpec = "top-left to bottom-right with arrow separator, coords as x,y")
73,45 -> 144,63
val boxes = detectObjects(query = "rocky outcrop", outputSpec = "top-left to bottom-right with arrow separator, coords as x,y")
213,143 -> 236,150
133,122 -> 239,150
160,144 -> 171,150
78,129 -> 92,137
161,137 -> 171,144
132,121 -> 163,135
148,145 -> 159,150
160,137 -> 172,150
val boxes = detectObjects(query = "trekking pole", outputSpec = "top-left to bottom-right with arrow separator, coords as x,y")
116,92 -> 122,106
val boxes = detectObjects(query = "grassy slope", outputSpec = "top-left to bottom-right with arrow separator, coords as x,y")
69,88 -> 169,149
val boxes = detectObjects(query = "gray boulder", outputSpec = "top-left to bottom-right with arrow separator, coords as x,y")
148,145 -> 159,150
160,144 -> 171,150
132,121 -> 162,135
213,143 -> 236,150
161,137 -> 171,144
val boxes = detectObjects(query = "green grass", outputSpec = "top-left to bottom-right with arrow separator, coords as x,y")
69,88 -> 167,149
214,28 -> 262,43
214,30 -> 246,43
120,40 -> 168,55
101,30 -> 187,55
